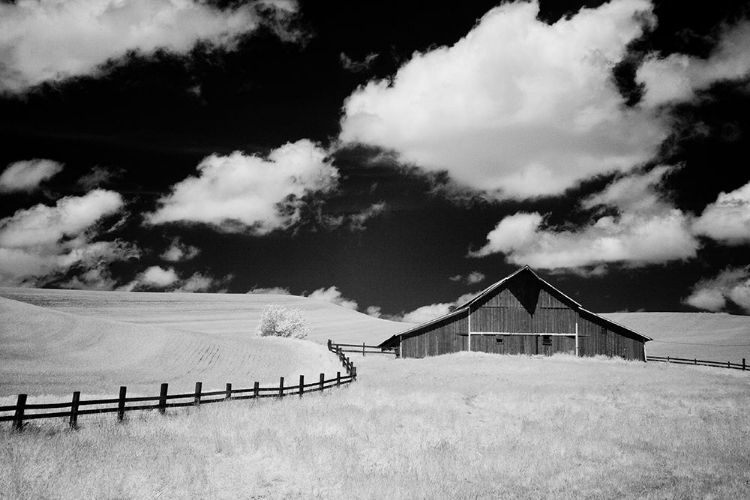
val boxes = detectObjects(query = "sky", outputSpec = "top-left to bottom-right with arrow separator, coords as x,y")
1,0 -> 750,322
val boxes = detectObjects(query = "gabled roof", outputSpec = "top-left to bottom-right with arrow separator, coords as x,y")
379,266 -> 651,347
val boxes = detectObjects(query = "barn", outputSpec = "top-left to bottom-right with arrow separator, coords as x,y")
380,266 -> 651,361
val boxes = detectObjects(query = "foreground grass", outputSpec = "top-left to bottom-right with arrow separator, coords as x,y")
2,353 -> 750,499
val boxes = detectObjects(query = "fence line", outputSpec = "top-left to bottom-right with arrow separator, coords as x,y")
2,339 -> 357,431
647,355 -> 747,371
327,339 -> 396,357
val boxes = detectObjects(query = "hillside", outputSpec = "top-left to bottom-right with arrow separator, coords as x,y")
603,311 -> 750,363
0,295 -> 346,397
0,287 -> 410,345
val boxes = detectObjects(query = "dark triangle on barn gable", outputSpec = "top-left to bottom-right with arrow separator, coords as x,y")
459,266 -> 581,314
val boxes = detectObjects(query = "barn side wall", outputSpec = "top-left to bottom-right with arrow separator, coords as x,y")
400,312 -> 468,358
577,313 -> 645,361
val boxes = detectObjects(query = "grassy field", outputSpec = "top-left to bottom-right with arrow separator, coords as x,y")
604,312 -> 750,363
0,287 -> 409,345
2,352 -> 749,499
0,296 -> 344,398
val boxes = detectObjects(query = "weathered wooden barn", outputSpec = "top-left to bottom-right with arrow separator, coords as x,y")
380,266 -> 651,361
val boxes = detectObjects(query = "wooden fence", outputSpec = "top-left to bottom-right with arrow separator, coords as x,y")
647,355 -> 747,371
1,340 -> 357,431
327,339 -> 396,357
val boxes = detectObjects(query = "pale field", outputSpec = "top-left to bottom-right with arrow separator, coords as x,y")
0,287 -> 409,345
0,296 -> 344,398
1,353 -> 749,499
603,312 -> 750,363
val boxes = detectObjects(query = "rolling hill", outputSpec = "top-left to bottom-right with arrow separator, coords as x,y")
603,311 -> 750,364
2,286 -> 749,398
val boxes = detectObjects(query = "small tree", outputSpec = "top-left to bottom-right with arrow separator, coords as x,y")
256,304 -> 310,339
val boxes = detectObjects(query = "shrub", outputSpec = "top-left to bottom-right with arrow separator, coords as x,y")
256,304 -> 310,339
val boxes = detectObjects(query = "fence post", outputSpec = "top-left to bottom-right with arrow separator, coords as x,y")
363,342 -> 366,357
69,391 -> 80,430
352,365 -> 357,380
336,371 -> 341,387
667,356 -> 670,364
727,360 -> 730,369
159,383 -> 168,415
13,394 -> 26,431
694,358 -> 697,365
118,386 -> 127,422
299,375 -> 304,398
194,382 -> 202,407
327,339 -> 332,351
279,377 -> 284,398
743,358 -> 746,371
226,383 -> 232,401
319,373 -> 324,392
253,381 -> 259,399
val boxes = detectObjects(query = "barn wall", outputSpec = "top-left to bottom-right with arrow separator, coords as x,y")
401,312 -> 468,358
398,270 -> 647,361
577,313 -> 645,361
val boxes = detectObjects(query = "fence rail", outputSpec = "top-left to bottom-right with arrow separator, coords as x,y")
2,339 -> 357,431
327,339 -> 396,357
647,355 -> 747,371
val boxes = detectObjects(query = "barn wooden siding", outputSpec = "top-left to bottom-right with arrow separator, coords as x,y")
392,267 -> 648,361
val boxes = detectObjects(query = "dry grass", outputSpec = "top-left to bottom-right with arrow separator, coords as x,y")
0,287 -> 409,345
604,312 -> 750,363
0,297 -> 343,397
2,353 -> 749,499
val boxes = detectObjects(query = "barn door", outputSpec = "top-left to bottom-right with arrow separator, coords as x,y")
539,335 -> 552,356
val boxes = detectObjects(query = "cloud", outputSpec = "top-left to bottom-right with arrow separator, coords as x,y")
340,52 -> 378,73
139,266 -> 180,288
146,140 -> 339,234
0,190 -> 136,287
349,202 -> 387,231
305,286 -> 358,310
339,0 -> 668,199
247,286 -> 291,295
175,272 -> 220,293
0,159 -> 63,193
692,181 -> 750,245
76,166 -> 123,190
161,238 -> 200,262
637,19 -> 750,108
121,266 -> 228,292
365,305 -> 382,318
449,272 -> 485,285
684,267 -> 750,314
0,0 -> 300,93
400,292 -> 479,323
469,167 -> 699,271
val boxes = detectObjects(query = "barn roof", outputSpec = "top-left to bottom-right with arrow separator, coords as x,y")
379,266 -> 651,348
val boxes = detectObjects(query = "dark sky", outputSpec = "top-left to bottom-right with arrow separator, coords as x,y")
1,0 -> 749,321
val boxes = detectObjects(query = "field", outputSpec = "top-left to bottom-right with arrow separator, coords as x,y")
2,353 -> 749,499
2,289 -> 750,498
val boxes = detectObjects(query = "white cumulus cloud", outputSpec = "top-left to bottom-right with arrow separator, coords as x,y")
692,181 -> 750,245
469,167 -> 699,271
146,140 -> 339,234
0,0 -> 299,93
637,19 -> 750,108
305,286 -> 358,310
684,267 -> 750,314
0,159 -> 63,193
0,190 -> 135,287
339,0 -> 667,199
400,292 -> 479,323
161,238 -> 200,262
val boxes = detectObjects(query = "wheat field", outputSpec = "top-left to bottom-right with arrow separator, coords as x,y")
2,352 -> 749,499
